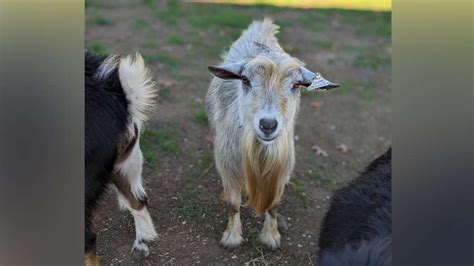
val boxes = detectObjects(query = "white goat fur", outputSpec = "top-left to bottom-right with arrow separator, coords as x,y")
205,18 -> 310,249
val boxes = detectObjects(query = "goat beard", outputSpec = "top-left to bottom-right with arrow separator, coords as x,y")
242,127 -> 290,216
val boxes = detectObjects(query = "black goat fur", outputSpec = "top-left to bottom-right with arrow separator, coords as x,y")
318,148 -> 392,266
85,51 -> 130,253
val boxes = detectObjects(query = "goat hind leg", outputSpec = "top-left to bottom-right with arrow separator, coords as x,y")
85,213 -> 99,266
113,143 -> 157,258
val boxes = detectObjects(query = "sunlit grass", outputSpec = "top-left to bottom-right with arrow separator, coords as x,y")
86,41 -> 108,55
189,0 -> 391,11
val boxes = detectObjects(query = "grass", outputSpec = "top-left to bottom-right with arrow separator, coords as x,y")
333,80 -> 358,95
313,39 -> 335,49
85,0 -> 99,8
359,86 -> 374,101
177,189 -> 212,221
133,18 -> 149,30
177,149 -> 215,221
307,168 -> 330,184
158,86 -> 172,101
166,34 -> 185,45
155,0 -> 183,25
353,50 -> 390,69
275,19 -> 293,31
190,8 -> 252,29
202,149 -> 213,165
193,109 -> 208,125
298,10 -> 330,32
141,127 -> 181,166
141,144 -> 157,167
93,15 -> 112,26
341,44 -> 391,69
287,178 -> 306,199
187,149 -> 213,178
87,41 -> 108,55
340,10 -> 391,37
334,80 -> 374,101
143,52 -> 180,68
142,0 -> 156,9
143,41 -> 157,49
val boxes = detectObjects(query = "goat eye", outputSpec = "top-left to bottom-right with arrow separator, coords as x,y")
241,76 -> 251,87
292,82 -> 301,90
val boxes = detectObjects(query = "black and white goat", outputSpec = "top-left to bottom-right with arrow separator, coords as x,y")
85,52 -> 157,265
318,148 -> 392,266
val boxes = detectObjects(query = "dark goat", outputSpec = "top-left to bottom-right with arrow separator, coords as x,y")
318,148 -> 392,266
85,51 -> 157,265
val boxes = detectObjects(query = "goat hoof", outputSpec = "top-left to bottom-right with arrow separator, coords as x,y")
260,229 -> 281,249
220,229 -> 243,249
131,240 -> 150,259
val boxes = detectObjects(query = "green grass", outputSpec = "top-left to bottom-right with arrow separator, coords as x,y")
155,0 -> 183,25
85,0 -> 100,8
190,8 -> 252,29
353,50 -> 390,69
141,144 -> 157,167
158,86 -> 172,101
287,178 -> 306,199
339,10 -> 391,37
166,34 -> 185,45
202,149 -> 213,166
275,19 -> 294,31
177,189 -> 212,221
343,44 -> 391,69
87,41 -> 108,55
133,18 -> 149,30
334,80 -> 374,101
298,10 -> 330,32
308,167 -> 329,183
143,41 -> 157,49
359,86 -> 374,101
143,52 -> 180,68
142,0 -> 157,9
185,149 -> 214,182
93,15 -> 112,26
193,108 -> 208,125
334,80 -> 358,95
141,127 -> 181,166
313,39 -> 335,49
177,149 -> 215,222
300,87 -> 314,97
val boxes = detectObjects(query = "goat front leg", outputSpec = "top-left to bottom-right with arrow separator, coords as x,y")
260,206 -> 281,249
220,184 -> 243,249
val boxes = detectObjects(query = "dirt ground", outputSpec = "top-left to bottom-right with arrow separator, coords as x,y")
86,0 -> 391,264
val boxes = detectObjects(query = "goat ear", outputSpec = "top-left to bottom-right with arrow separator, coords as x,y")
300,66 -> 317,86
300,66 -> 339,90
208,63 -> 243,80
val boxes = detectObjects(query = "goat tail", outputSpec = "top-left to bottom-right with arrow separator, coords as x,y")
118,53 -> 158,123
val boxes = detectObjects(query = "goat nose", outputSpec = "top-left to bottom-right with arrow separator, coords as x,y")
259,118 -> 278,134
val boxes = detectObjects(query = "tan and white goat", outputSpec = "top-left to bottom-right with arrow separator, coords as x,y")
205,18 -> 338,249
